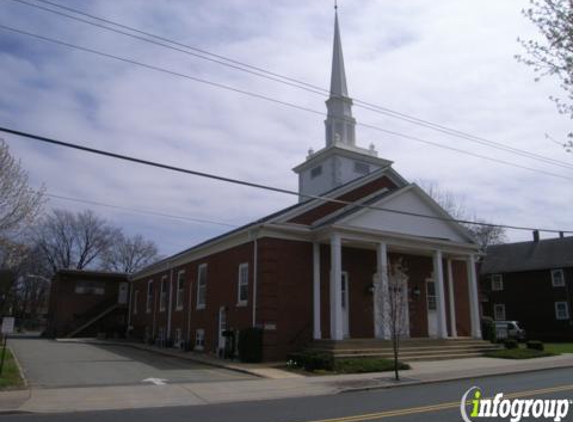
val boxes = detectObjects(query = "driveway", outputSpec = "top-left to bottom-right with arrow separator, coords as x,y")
9,338 -> 253,388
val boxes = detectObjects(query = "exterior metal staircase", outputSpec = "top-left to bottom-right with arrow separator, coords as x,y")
65,298 -> 123,338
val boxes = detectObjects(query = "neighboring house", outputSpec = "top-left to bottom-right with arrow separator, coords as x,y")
129,11 -> 483,361
480,233 -> 573,341
47,269 -> 129,338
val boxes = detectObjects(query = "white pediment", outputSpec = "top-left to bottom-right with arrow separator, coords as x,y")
340,185 -> 474,243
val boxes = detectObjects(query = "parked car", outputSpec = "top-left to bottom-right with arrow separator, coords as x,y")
494,320 -> 526,341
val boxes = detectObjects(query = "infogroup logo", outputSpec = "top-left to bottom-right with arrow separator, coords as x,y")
460,386 -> 571,422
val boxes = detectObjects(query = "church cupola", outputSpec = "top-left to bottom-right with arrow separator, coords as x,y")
292,7 -> 391,201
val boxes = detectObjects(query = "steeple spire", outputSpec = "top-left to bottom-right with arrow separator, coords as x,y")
330,8 -> 348,97
325,6 -> 356,147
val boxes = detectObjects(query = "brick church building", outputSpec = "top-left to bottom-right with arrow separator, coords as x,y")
129,10 -> 482,361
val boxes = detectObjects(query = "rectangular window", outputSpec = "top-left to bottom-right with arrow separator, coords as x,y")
555,302 -> 570,320
354,161 -> 369,175
491,274 -> 503,291
176,270 -> 185,310
159,276 -> 167,312
494,303 -> 506,321
74,280 -> 105,295
146,280 -> 153,313
310,165 -> 322,179
195,329 -> 205,350
133,290 -> 139,314
237,263 -> 249,306
196,264 -> 207,309
552,269 -> 565,287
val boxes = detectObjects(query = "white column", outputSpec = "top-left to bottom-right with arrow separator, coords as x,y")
466,255 -> 482,338
374,242 -> 390,339
313,243 -> 322,340
330,234 -> 344,340
446,259 -> 458,338
433,250 -> 448,339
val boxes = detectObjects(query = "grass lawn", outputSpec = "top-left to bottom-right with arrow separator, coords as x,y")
545,343 -> 573,354
485,347 -> 557,360
0,348 -> 24,389
334,358 -> 410,374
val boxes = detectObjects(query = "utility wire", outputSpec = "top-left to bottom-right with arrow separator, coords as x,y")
0,23 -> 572,183
7,0 -> 573,171
45,192 -> 238,228
1,125 -> 572,235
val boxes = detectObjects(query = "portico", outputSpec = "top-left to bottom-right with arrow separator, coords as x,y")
312,228 -> 481,341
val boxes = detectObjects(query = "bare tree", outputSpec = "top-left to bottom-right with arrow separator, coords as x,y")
516,0 -> 573,145
101,233 -> 159,273
33,209 -> 119,273
0,139 -> 44,237
417,180 -> 507,251
384,258 -> 410,381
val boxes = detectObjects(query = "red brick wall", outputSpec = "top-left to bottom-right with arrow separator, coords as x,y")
257,238 -> 313,361
47,271 -> 127,337
480,267 -> 573,341
131,241 -> 255,352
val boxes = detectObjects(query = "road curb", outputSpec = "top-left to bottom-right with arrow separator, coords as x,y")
9,346 -> 29,389
337,361 -> 573,394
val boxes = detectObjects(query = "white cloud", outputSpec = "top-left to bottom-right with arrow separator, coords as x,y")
0,0 -> 571,256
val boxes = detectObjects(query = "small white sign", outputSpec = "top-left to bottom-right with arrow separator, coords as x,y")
1,317 -> 14,335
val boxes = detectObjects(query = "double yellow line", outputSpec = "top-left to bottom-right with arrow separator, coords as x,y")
292,383 -> 573,422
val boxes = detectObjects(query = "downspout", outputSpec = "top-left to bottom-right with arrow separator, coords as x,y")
252,237 -> 258,327
126,279 -> 132,338
167,261 -> 174,342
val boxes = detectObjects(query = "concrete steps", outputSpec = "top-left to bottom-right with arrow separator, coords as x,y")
305,338 -> 501,362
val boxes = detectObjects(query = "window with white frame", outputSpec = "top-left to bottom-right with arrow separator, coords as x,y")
133,290 -> 139,314
75,280 -> 105,295
159,276 -> 167,312
493,303 -> 506,320
195,329 -> 205,350
237,263 -> 249,306
176,270 -> 185,310
491,274 -> 503,291
555,302 -> 570,320
196,264 -> 207,309
310,165 -> 322,179
552,269 -> 565,287
146,280 -> 153,313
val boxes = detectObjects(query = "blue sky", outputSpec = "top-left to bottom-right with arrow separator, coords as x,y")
0,0 -> 571,256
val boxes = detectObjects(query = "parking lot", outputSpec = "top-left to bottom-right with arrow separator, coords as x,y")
9,337 -> 253,388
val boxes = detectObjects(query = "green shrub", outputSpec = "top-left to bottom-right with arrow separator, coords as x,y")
485,348 -> 556,359
238,328 -> 263,363
526,340 -> 544,351
334,358 -> 410,374
481,317 -> 496,343
285,351 -> 333,371
504,339 -> 518,349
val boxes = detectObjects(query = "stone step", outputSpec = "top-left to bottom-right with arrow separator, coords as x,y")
308,340 -> 494,351
331,346 -> 500,359
310,343 -> 499,354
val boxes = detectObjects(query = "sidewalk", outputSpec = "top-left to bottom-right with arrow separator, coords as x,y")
3,340 -> 573,413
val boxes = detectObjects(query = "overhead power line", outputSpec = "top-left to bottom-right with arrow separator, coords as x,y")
7,0 -> 573,171
0,23 -> 572,183
45,192 -> 238,228
1,126 -> 571,235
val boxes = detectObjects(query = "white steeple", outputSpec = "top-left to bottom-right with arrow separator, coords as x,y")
292,6 -> 389,201
325,8 -> 356,147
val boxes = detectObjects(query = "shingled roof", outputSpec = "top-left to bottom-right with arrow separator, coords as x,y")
481,236 -> 573,275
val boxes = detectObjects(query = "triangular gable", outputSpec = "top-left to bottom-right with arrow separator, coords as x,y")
280,167 -> 406,226
336,184 -> 476,244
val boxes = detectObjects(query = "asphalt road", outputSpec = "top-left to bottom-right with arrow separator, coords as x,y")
2,367 -> 572,421
8,338 -> 253,388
